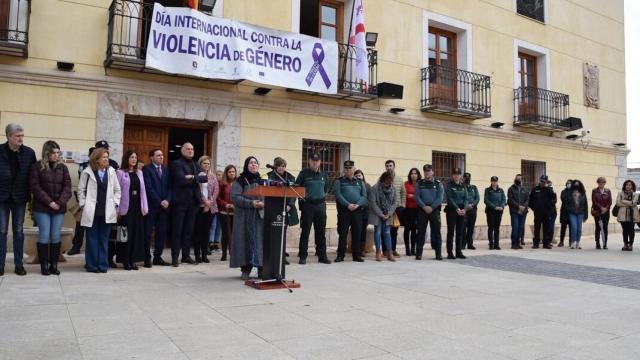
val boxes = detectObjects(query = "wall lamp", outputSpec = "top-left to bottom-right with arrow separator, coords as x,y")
389,107 -> 405,114
366,32 -> 378,47
490,122 -> 504,128
254,87 -> 271,96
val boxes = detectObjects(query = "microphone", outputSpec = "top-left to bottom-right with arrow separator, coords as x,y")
266,164 -> 275,169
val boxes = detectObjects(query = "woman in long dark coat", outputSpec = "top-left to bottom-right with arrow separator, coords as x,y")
116,150 -> 148,270
230,156 -> 264,280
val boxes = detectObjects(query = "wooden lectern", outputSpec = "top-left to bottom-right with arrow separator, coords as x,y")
243,185 -> 305,291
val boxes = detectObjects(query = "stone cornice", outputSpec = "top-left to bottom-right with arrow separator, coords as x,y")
0,63 -> 628,157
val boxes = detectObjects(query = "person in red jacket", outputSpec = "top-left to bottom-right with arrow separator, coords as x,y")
591,177 -> 612,249
403,168 -> 421,256
29,140 -> 71,275
217,164 -> 236,261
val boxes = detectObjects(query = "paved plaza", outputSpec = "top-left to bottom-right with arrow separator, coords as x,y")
1,233 -> 640,360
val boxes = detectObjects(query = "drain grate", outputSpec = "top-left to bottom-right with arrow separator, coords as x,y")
455,255 -> 640,290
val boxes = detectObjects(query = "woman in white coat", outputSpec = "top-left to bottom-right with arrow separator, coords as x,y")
78,148 -> 121,273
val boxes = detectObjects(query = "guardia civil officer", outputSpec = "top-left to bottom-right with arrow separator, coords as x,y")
463,172 -> 479,250
415,164 -> 444,260
295,153 -> 331,264
445,168 -> 467,259
334,160 -> 367,262
484,176 -> 506,250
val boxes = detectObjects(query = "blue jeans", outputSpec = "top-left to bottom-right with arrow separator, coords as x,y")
0,201 -> 26,268
568,213 -> 584,242
209,213 -> 222,244
374,222 -> 392,251
85,217 -> 111,272
510,212 -> 525,247
34,212 -> 65,244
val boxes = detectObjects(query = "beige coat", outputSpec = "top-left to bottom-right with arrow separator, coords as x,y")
78,167 -> 121,227
615,192 -> 639,223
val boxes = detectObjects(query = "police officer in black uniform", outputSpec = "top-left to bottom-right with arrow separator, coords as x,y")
463,172 -> 480,250
296,154 -> 331,264
529,174 -> 556,249
445,167 -> 468,259
333,160 -> 367,262
415,164 -> 444,260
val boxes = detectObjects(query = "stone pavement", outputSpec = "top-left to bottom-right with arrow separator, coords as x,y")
1,233 -> 640,360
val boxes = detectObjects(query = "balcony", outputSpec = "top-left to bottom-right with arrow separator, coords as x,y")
105,0 -> 378,100
513,86 -> 570,132
0,0 -> 30,57
420,65 -> 491,119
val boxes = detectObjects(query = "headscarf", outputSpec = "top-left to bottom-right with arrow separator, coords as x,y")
237,156 -> 260,186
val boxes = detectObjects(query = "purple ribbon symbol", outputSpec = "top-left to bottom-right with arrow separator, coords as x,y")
305,43 -> 332,89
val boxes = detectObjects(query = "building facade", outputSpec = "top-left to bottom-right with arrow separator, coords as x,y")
0,0 -> 628,237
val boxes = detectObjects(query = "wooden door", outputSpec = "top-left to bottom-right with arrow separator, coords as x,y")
428,27 -> 457,107
517,52 -> 538,121
0,0 -> 10,40
123,125 -> 168,167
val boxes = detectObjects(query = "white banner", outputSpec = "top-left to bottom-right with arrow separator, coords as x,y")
146,4 -> 339,94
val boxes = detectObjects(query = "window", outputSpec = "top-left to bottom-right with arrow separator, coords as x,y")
521,160 -> 546,191
302,139 -> 350,201
428,27 -> 457,70
516,0 -> 545,23
432,151 -> 466,184
299,0 -> 344,41
517,52 -> 537,88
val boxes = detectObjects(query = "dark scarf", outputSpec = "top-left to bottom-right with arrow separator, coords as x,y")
237,156 -> 260,187
376,182 -> 394,215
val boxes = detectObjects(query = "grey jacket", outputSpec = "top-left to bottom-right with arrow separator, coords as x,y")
368,182 -> 397,226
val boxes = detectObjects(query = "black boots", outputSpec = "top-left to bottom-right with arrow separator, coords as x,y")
37,243 -> 50,276
49,243 -> 61,275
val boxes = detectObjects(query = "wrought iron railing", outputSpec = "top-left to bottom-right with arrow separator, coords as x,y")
513,86 -> 570,129
0,0 -> 30,56
338,43 -> 378,97
105,0 -> 151,66
420,64 -> 491,118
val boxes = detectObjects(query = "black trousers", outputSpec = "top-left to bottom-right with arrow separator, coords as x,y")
72,221 -> 85,248
486,209 -> 503,247
560,222 -> 570,243
446,209 -> 465,255
299,201 -> 327,259
416,209 -> 441,258
403,207 -> 418,254
193,209 -> 212,259
170,203 -> 198,261
145,208 -> 168,260
533,211 -> 551,246
622,221 -> 635,245
220,213 -> 234,257
337,207 -> 363,259
464,208 -> 477,248
594,213 -> 610,244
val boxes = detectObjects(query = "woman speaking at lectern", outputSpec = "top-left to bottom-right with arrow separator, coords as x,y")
230,156 -> 264,280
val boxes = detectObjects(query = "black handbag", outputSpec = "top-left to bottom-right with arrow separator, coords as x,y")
612,205 -> 620,217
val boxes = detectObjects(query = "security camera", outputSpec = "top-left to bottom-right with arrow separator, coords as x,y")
586,129 -> 591,134
581,129 -> 591,137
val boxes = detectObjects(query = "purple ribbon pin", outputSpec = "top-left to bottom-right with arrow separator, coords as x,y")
305,43 -> 332,89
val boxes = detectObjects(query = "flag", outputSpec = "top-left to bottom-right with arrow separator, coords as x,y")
348,0 -> 368,91
187,0 -> 199,10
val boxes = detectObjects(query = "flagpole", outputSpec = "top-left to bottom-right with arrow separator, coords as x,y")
342,0 -> 357,89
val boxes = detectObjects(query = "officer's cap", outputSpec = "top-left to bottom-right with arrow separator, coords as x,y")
95,140 -> 110,149
540,174 -> 549,182
423,164 -> 433,172
309,153 -> 321,161
490,176 -> 499,182
343,160 -> 355,168
452,167 -> 462,175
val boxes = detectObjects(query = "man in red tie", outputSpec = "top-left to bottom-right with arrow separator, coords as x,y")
142,149 -> 172,267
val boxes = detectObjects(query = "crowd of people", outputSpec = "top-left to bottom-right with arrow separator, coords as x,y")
0,123 -> 636,279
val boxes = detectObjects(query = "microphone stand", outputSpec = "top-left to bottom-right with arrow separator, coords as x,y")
252,169 -> 304,293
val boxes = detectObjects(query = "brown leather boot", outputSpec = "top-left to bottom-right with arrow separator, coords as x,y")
375,250 -> 383,262
387,252 -> 396,262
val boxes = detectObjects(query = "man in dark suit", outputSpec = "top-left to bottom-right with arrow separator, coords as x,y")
0,123 -> 36,276
169,142 -> 203,266
143,149 -> 172,267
